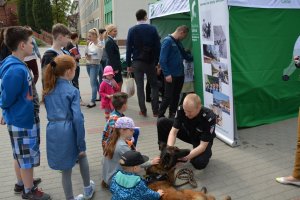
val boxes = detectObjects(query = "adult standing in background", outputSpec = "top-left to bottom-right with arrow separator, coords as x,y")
65,32 -> 86,106
158,25 -> 193,118
126,9 -> 160,117
99,28 -> 108,69
24,26 -> 41,84
105,24 -> 123,90
85,28 -> 103,108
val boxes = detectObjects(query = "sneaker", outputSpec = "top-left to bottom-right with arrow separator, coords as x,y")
14,178 -> 42,194
86,103 -> 96,108
276,176 -> 300,186
74,194 -> 85,200
22,187 -> 51,200
83,180 -> 95,199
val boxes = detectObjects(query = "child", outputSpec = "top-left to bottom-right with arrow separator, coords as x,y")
43,54 -> 95,200
99,65 -> 120,120
102,92 -> 139,152
41,23 -> 71,88
110,150 -> 164,200
0,26 -> 50,200
102,117 -> 159,187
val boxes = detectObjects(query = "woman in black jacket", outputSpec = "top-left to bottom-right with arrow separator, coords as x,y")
105,24 -> 122,90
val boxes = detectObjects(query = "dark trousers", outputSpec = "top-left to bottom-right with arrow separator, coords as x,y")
158,76 -> 184,117
72,65 -> 80,90
25,59 -> 39,84
133,60 -> 159,114
157,117 -> 213,170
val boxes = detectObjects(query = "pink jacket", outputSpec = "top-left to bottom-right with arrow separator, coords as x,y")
99,79 -> 120,110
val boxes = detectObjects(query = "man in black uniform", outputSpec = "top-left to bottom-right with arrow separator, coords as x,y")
157,93 -> 216,170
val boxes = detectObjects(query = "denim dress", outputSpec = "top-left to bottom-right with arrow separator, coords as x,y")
45,78 -> 86,170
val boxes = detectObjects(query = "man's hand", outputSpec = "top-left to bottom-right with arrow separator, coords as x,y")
165,75 -> 172,83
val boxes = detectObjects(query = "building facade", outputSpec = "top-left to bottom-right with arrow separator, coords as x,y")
79,0 -> 156,45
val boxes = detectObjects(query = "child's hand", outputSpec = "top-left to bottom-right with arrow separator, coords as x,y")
107,94 -> 113,99
157,189 -> 164,196
151,156 -> 160,165
79,151 -> 86,158
111,79 -> 118,87
0,116 -> 6,125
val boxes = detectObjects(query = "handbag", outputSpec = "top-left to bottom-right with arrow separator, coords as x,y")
121,73 -> 135,98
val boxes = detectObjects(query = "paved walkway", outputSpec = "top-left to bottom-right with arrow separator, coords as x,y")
0,47 -> 300,200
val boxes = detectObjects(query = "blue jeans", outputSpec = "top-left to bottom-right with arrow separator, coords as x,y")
86,64 -> 101,103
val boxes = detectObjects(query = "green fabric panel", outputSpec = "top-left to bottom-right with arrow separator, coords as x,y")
230,7 -> 300,127
151,13 -> 192,49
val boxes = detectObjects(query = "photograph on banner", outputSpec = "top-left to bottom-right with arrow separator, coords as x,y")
183,60 -> 194,82
201,10 -> 213,42
213,91 -> 230,115
213,25 -> 227,58
203,44 -> 220,63
209,104 -> 223,126
205,74 -> 221,93
211,61 -> 229,84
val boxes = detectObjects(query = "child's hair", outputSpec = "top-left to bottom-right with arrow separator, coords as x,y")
99,28 -> 106,35
104,128 -> 121,159
105,24 -> 117,37
4,26 -> 33,51
112,92 -> 128,110
70,32 -> 79,40
42,54 -> 76,101
88,28 -> 99,38
52,23 -> 71,40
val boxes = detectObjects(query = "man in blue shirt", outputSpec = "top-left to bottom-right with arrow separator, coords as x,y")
126,9 -> 161,117
158,25 -> 193,118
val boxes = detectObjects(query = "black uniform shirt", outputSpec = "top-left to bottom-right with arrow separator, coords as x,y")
173,106 -> 216,143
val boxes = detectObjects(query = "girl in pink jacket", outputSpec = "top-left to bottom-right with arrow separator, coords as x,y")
99,66 -> 120,120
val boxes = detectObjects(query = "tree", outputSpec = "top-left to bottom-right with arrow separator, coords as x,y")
25,0 -> 35,29
51,0 -> 71,25
17,0 -> 26,25
32,0 -> 53,32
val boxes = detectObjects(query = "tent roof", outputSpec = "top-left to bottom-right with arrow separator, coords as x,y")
149,0 -> 190,19
228,0 -> 300,9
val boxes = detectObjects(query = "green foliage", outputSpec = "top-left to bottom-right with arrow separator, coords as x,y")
25,0 -> 35,29
32,0 -> 53,32
34,37 -> 46,47
17,0 -> 26,25
78,40 -> 87,46
51,0 -> 71,25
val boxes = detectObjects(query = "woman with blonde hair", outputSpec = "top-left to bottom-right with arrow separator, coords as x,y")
105,24 -> 123,90
85,28 -> 104,108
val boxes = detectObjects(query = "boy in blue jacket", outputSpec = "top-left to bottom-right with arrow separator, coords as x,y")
0,26 -> 50,200
110,150 -> 164,200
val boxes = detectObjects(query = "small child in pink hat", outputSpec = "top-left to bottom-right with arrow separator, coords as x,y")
99,66 -> 120,120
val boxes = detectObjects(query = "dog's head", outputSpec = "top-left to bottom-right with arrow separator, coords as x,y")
159,143 -> 190,170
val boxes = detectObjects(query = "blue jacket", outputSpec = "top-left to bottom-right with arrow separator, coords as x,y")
0,55 -> 35,129
45,78 -> 86,170
126,24 -> 160,66
159,35 -> 193,77
110,170 -> 160,200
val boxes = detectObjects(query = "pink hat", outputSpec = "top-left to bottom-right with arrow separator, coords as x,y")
103,65 -> 114,77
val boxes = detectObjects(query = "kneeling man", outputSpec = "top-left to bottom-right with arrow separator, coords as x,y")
157,93 -> 216,170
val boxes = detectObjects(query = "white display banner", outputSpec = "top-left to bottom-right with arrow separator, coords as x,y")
228,0 -> 300,9
149,0 -> 190,19
198,0 -> 237,146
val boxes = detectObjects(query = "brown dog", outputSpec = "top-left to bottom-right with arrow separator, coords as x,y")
146,143 -> 231,200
